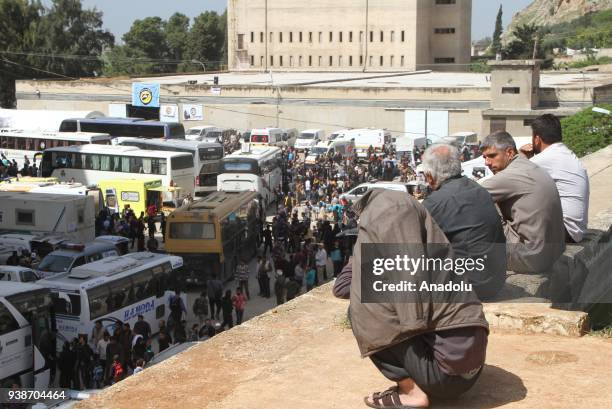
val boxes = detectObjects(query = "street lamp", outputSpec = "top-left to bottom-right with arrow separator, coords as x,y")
191,59 -> 206,72
592,107 -> 611,115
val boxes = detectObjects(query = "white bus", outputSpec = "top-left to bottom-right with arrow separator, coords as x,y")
39,145 -> 195,205
0,282 -> 55,388
116,138 -> 224,196
217,146 -> 282,207
0,129 -> 112,169
36,252 -> 184,351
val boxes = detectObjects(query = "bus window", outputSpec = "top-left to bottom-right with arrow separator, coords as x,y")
87,286 -> 109,320
0,302 -> 19,335
50,291 -> 81,317
171,155 -> 194,170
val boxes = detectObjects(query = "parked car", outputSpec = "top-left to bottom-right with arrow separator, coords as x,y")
0,265 -> 40,282
339,182 -> 409,203
36,242 -> 119,279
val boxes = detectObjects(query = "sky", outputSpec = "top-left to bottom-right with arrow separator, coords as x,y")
65,0 -> 535,42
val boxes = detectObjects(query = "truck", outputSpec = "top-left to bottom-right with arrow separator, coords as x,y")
348,128 -> 392,159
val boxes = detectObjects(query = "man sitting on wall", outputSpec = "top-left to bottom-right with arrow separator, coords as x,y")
481,131 -> 565,274
421,143 -> 506,300
519,114 -> 590,243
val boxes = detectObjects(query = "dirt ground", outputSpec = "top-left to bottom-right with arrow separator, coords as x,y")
76,284 -> 612,409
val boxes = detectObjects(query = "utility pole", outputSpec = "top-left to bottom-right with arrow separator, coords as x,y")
532,35 -> 539,60
265,0 -> 268,72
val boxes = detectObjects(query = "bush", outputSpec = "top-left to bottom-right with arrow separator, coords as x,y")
561,104 -> 612,157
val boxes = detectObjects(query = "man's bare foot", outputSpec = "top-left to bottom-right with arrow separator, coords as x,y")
365,378 -> 429,408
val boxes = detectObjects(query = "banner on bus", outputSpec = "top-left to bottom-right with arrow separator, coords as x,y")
160,104 -> 179,122
132,83 -> 160,108
182,104 -> 203,121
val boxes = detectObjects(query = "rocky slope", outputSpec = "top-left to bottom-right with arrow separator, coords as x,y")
505,0 -> 612,38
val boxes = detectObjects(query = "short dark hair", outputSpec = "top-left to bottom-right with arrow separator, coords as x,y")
531,114 -> 562,144
482,131 -> 517,152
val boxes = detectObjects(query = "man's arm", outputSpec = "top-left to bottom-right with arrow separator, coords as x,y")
480,172 -> 515,203
332,258 -> 353,300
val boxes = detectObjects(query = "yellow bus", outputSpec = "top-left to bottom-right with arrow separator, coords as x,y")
98,178 -> 176,216
165,191 -> 262,285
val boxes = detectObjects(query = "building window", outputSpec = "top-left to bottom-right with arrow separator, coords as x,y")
349,55 -> 353,66
380,56 -> 383,66
260,56 -> 264,66
280,55 -> 283,66
299,56 -> 303,66
349,32 -> 353,42
270,32 -> 273,42
260,32 -> 264,43
523,119 -> 534,126
270,55 -> 274,66
502,87 -> 521,94
329,31 -> 333,42
319,32 -> 322,43
434,57 -> 455,64
370,31 -> 373,42
279,32 -> 283,43
434,28 -> 456,34
300,32 -> 303,42
369,56 -> 373,66
436,0 -> 456,4
237,34 -> 244,49
401,31 -> 405,42
490,117 -> 507,133
360,55 -> 364,65
250,55 -> 254,65
309,55 -> 312,66
16,209 -> 35,225
318,56 -> 322,66
250,32 -> 254,42
289,56 -> 293,67
390,55 -> 394,67
401,55 -> 405,66
380,31 -> 384,42
309,32 -> 313,43
289,32 -> 293,42
339,32 -> 343,43
360,31 -> 364,43
329,56 -> 333,66
339,55 -> 343,66
391,31 -> 395,42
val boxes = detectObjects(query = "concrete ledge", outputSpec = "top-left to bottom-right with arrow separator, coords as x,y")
75,282 -> 612,409
483,303 -> 589,337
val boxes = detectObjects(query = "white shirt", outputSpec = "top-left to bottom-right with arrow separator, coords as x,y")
531,143 -> 589,242
315,249 -> 327,266
305,179 -> 311,191
97,338 -> 109,358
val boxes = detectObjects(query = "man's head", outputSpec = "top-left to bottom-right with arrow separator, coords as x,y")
481,131 -> 518,174
137,315 -> 144,322
531,114 -> 562,154
421,144 -> 462,190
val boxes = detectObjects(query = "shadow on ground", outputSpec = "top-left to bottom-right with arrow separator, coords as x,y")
434,365 -> 527,408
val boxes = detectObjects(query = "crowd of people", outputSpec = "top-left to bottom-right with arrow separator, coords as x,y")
0,154 -> 38,179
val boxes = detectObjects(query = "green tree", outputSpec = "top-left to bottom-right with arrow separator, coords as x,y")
491,5 -> 503,55
165,12 -> 190,61
0,0 -> 113,108
185,11 -> 225,71
33,0 -> 114,77
562,104 -> 612,157
102,45 -> 154,77
122,16 -> 169,68
503,24 -> 543,59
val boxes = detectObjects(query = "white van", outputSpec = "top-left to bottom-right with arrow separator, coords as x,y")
249,128 -> 285,147
185,125 -> 218,141
0,266 -> 40,283
305,140 -> 355,165
295,129 -> 325,151
340,182 -> 409,203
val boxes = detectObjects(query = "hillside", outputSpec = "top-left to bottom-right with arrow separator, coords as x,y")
505,0 -> 612,40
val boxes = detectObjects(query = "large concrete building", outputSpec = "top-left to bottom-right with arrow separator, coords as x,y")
227,0 -> 472,72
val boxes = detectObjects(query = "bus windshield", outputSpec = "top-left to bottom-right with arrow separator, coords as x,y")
38,255 -> 73,273
49,291 -> 81,317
